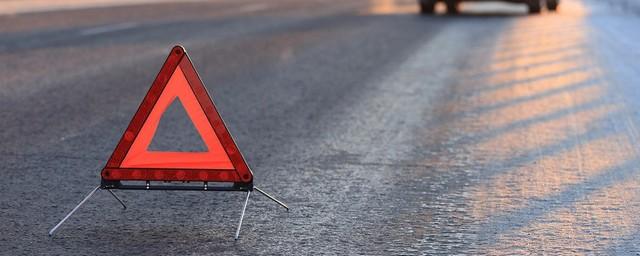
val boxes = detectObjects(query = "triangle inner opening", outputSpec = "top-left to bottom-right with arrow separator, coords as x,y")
148,98 -> 208,152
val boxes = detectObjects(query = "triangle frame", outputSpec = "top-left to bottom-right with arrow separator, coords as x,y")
101,45 -> 253,186
49,46 -> 288,240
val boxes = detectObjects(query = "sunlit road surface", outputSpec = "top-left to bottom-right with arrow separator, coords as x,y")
1,0 -> 640,254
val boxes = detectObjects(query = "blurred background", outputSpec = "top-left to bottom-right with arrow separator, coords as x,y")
1,0 -> 640,255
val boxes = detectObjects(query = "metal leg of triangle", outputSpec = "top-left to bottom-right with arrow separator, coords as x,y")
49,186 -> 127,237
254,186 -> 289,211
235,190 -> 251,240
49,184 -> 289,240
107,189 -> 127,209
234,186 -> 289,240
49,185 -> 99,237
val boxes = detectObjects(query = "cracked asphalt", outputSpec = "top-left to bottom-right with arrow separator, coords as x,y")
1,0 -> 640,254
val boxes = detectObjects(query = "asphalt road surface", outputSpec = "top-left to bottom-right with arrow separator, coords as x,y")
2,0 -> 640,254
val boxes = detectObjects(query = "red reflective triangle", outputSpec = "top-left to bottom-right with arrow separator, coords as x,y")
101,46 -> 253,183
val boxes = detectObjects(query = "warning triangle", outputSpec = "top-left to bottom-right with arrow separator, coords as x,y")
101,46 -> 253,184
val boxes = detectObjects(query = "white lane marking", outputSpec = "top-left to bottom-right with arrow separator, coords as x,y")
79,22 -> 138,36
0,0 -> 209,16
226,3 -> 270,15
76,3 -> 267,37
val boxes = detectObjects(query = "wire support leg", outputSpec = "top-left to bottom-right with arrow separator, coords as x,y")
235,191 -> 251,240
254,186 -> 289,211
107,189 -> 127,209
48,185 -> 100,237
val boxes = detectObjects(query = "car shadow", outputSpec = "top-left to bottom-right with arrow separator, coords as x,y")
419,12 -> 527,18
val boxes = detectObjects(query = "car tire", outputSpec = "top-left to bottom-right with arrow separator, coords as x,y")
445,0 -> 458,14
419,0 -> 436,14
546,0 -> 559,11
528,0 -> 541,13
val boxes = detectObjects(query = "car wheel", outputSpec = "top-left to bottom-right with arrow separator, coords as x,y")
445,0 -> 458,14
419,0 -> 436,14
528,0 -> 541,13
546,0 -> 559,11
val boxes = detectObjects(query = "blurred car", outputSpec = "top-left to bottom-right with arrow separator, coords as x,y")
418,0 -> 559,14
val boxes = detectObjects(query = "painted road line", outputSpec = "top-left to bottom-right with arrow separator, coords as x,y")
79,22 -> 138,36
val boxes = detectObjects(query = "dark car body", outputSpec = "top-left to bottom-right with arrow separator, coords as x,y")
418,0 -> 559,14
